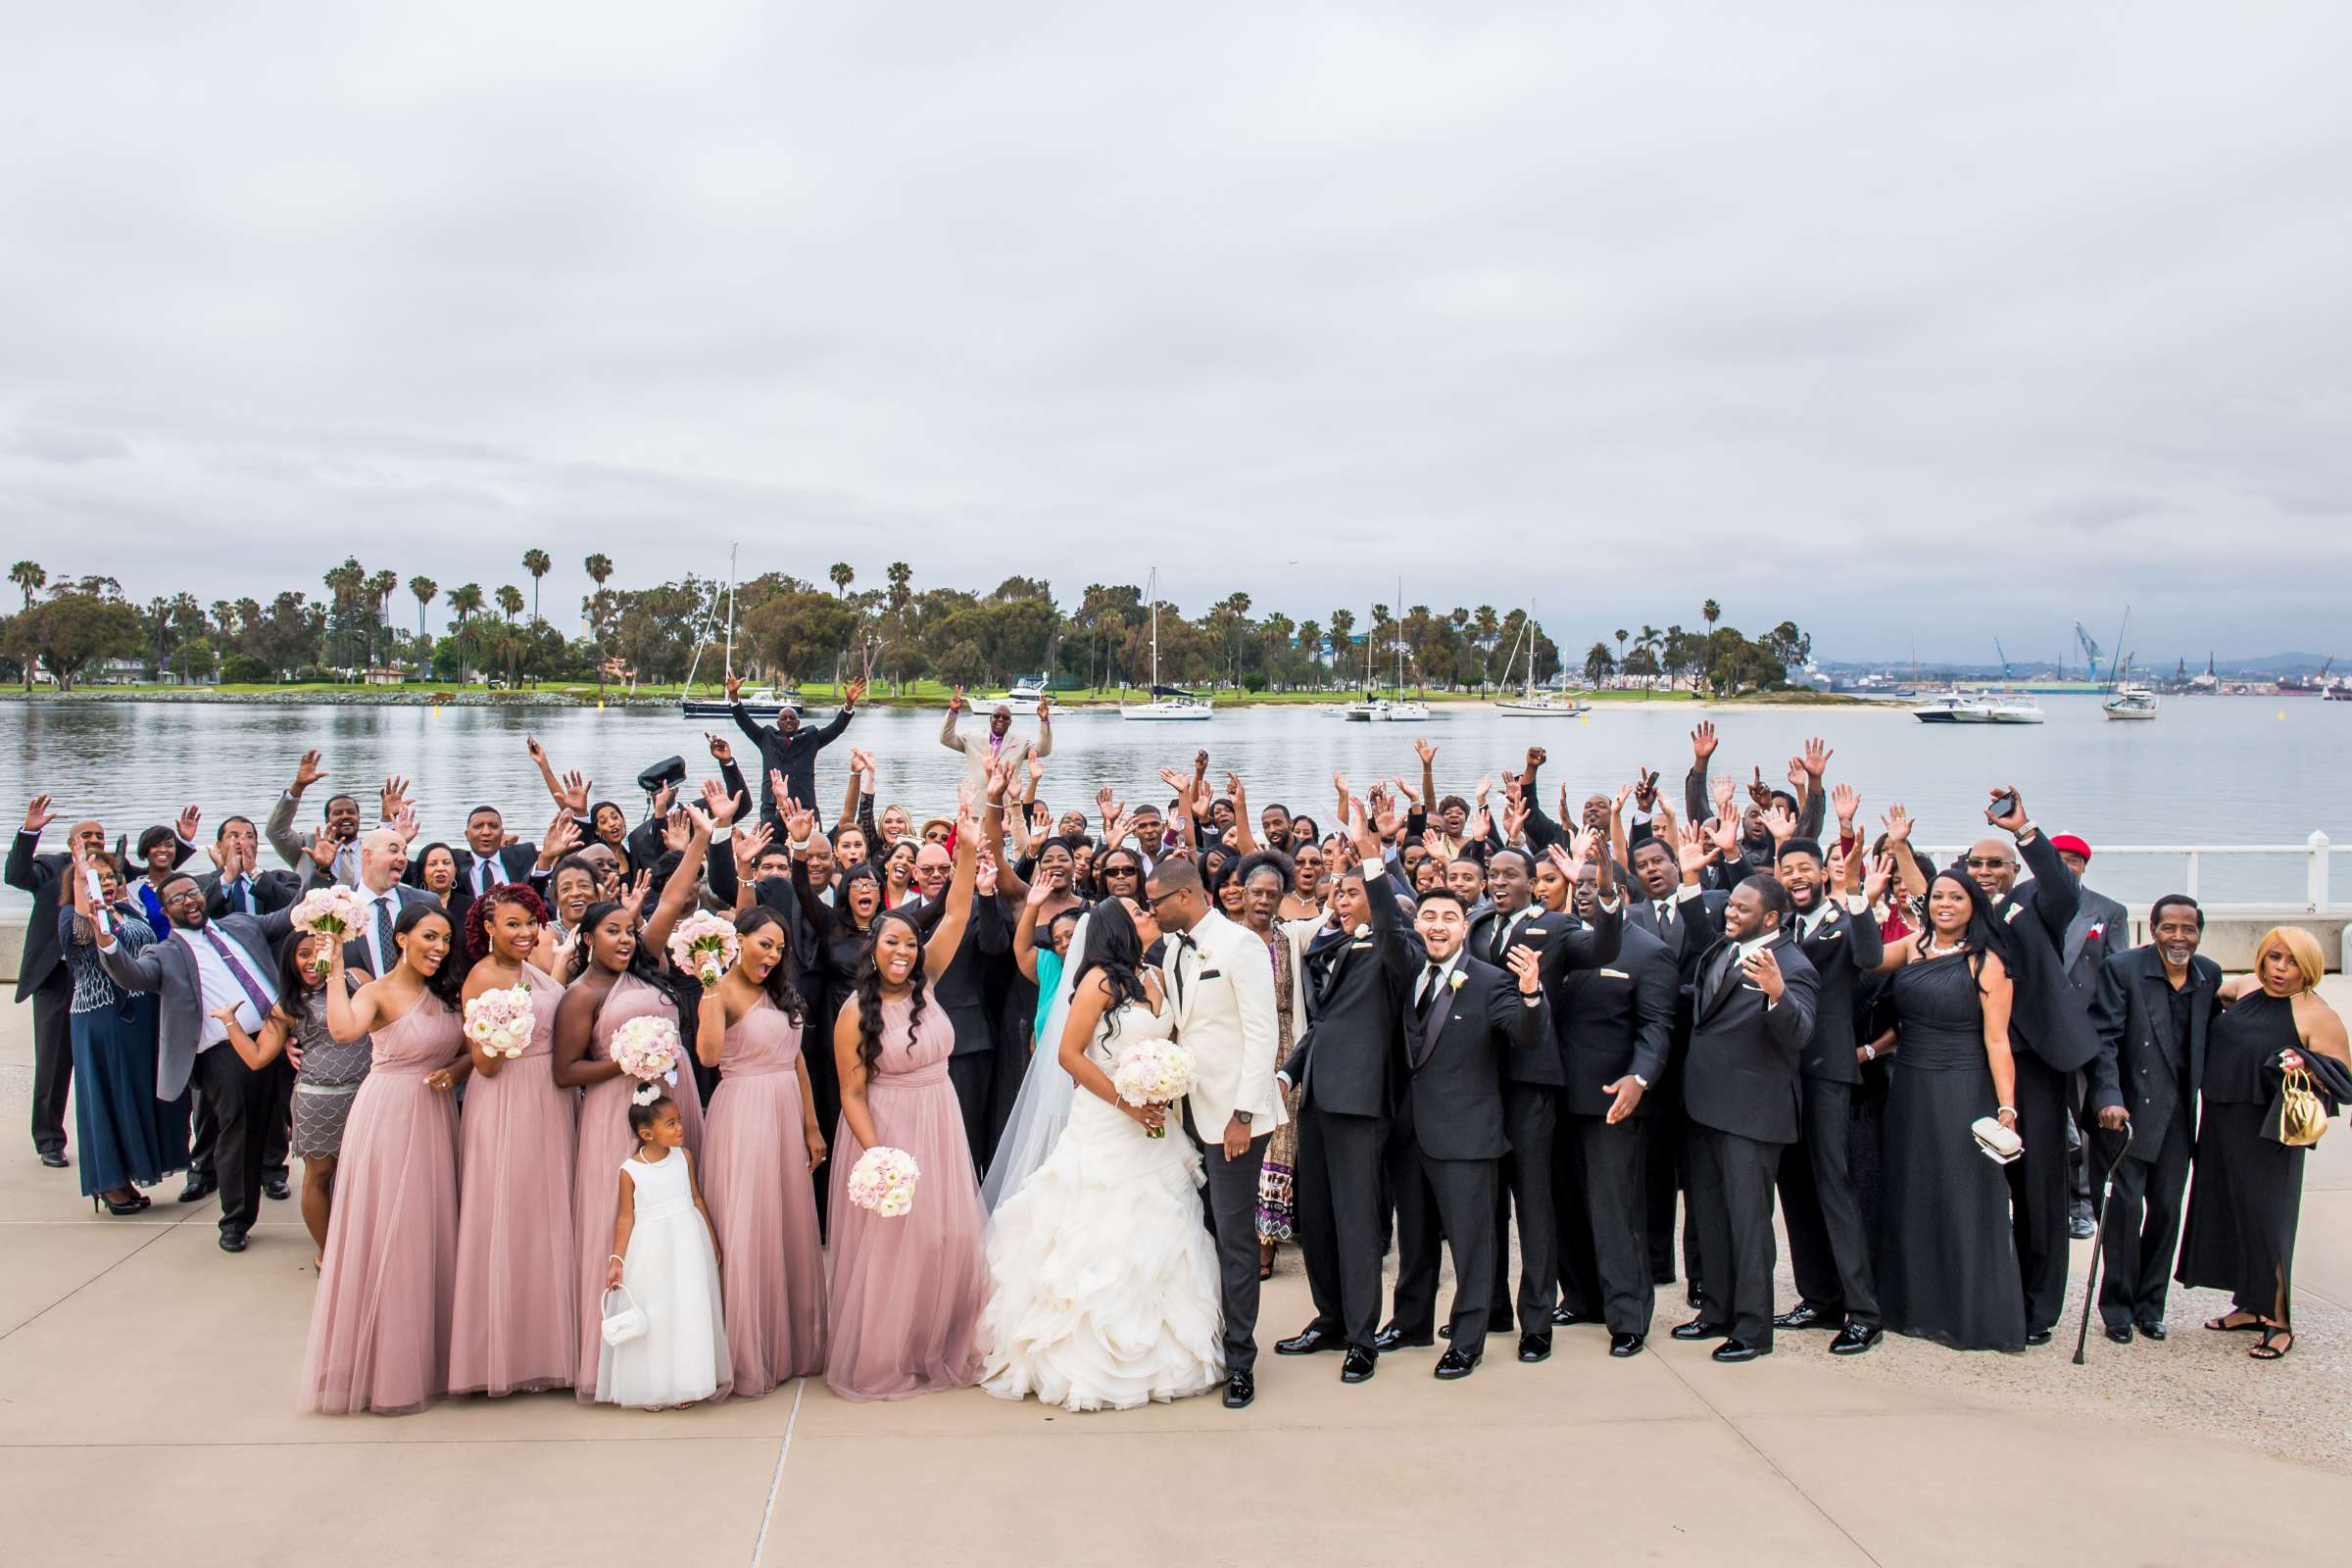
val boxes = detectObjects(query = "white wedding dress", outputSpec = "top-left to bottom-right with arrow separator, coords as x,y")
979,990 -> 1225,1411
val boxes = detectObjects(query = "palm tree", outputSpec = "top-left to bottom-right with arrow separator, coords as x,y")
364,569 -> 399,666
1614,627 -> 1629,680
1328,608 -> 1355,688
521,549 -> 552,622
1702,599 -> 1721,631
829,562 -> 855,596
409,576 -> 438,661
885,561 -> 912,610
448,582 -> 484,685
1584,641 -> 1617,686
9,560 -> 42,610
147,595 -> 172,676
582,554 -> 614,690
496,584 -> 524,623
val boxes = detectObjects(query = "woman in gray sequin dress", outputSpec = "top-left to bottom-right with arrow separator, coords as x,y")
219,932 -> 368,1264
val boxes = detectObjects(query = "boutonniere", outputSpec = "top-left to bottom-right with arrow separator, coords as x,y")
1352,924 -> 1370,940
1447,971 -> 1466,993
2086,922 -> 2105,941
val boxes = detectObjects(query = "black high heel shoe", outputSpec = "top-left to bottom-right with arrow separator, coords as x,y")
92,1191 -> 147,1216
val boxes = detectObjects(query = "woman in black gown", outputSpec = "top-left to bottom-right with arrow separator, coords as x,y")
1871,870 -> 2026,1351
2176,926 -> 2351,1361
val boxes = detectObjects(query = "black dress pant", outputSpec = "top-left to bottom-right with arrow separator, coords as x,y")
946,1050 -> 997,1175
1643,1097 -> 1702,1288
2094,1104 -> 2194,1329
1184,1106 -> 1269,1375
27,967 -> 73,1156
2005,1053 -> 2073,1333
1389,1111 -> 1499,1356
1777,1076 -> 1881,1328
1487,1082 -> 1558,1334
1688,1124 -> 1783,1349
1292,1096 -> 1392,1351
1558,1112 -> 1654,1337
194,1043 -> 272,1235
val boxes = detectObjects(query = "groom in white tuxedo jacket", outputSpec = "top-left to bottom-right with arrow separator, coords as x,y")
1147,857 -> 1286,1408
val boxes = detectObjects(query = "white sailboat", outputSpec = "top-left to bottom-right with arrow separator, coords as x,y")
1494,606 -> 1586,717
1118,569 -> 1212,721
1344,582 -> 1428,720
679,546 -> 804,718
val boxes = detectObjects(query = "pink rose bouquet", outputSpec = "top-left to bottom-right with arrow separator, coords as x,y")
845,1146 -> 920,1218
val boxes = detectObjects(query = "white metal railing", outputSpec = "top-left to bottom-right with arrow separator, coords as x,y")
1916,832 -> 2339,913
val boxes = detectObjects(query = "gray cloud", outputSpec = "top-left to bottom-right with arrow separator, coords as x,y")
2,1 -> 2347,662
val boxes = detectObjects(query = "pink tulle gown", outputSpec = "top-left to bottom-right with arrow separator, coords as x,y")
824,986 -> 989,1402
449,961 -> 578,1397
702,993 -> 826,1396
571,971 -> 708,1398
298,994 -> 464,1415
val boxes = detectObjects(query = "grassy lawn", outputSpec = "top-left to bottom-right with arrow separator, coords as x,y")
14,678 -> 1859,706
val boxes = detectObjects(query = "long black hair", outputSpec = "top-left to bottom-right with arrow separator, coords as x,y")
1069,896 -> 1149,1039
394,903 -> 467,1008
852,906 -> 930,1081
1922,868 -> 2008,982
733,906 -> 807,1020
273,924 -> 335,1023
827,860 -> 883,936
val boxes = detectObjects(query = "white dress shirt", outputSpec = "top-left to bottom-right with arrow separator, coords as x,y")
176,925 -> 278,1049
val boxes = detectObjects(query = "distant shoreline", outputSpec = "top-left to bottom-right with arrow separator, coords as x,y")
0,686 -> 1879,711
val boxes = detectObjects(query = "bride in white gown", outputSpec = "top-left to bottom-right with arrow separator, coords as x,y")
980,896 -> 1225,1411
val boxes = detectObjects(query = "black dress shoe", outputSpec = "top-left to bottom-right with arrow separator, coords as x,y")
2103,1323 -> 2133,1345
1686,1283 -> 1704,1309
1711,1339 -> 1767,1363
1669,1319 -> 1727,1342
1340,1348 -> 1377,1384
1608,1332 -> 1646,1358
1373,1325 -> 1434,1352
1221,1371 -> 1254,1408
1433,1348 -> 1481,1380
38,1149 -> 69,1168
1438,1323 -> 1451,1339
2023,1327 -> 2054,1347
1550,1305 -> 1580,1326
2068,1202 -> 2096,1241
1773,1303 -> 1843,1332
179,1176 -> 215,1203
1276,1326 -> 1344,1356
1517,1333 -> 1551,1363
1829,1323 -> 1883,1356
218,1229 -> 249,1253
2136,1320 -> 2168,1342
262,1177 -> 291,1202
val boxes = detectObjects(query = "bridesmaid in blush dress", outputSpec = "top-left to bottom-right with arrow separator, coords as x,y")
449,883 -> 578,1398
299,906 -> 470,1415
555,821 -> 713,1398
826,798 -> 991,1403
698,902 -> 830,1396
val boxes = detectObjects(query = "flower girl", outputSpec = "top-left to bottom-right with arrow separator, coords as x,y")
596,1092 -> 731,1409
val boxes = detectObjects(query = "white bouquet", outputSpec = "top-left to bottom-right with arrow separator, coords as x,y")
288,885 -> 366,939
464,982 -> 536,1058
845,1146 -> 921,1218
667,910 -> 740,990
611,1014 -> 683,1104
1111,1039 -> 1196,1139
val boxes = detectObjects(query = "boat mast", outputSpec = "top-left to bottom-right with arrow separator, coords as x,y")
722,544 -> 739,682
1148,567 -> 1160,689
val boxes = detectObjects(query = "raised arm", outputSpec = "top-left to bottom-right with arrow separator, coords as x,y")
1225,772 -> 1258,856
642,809 -> 713,958
1684,723 -> 1714,824
939,689 -> 966,753
920,801 -> 984,975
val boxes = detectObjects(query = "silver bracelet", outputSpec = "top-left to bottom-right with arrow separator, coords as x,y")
1996,1105 -> 2017,1116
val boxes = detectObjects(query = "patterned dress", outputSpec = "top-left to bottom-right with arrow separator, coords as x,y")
289,982 -> 372,1159
1254,934 -> 1300,1243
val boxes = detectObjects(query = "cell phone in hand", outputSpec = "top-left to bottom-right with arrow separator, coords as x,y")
1987,791 -> 2020,820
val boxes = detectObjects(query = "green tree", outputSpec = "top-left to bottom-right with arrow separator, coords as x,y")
936,638 -> 988,690
6,589 -> 142,692
448,582 -> 484,685
1584,641 -> 1617,685
1327,608 -> 1356,687
745,589 -> 859,684
409,576 -> 438,660
169,637 -> 217,684
1702,599 -> 1722,631
829,562 -> 855,596
522,549 -> 552,623
321,556 -> 368,670
496,584 -> 524,623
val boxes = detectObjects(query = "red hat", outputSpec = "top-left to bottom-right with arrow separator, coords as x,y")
2050,833 -> 2092,860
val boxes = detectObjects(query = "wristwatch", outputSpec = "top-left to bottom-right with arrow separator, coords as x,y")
1233,1110 -> 1252,1127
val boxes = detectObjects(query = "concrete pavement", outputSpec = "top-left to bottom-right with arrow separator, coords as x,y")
4,992 -> 2349,1568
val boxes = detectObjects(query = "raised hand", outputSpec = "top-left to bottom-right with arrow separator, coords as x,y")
291,749 -> 327,795
651,782 -> 677,818
730,823 -> 769,875
1802,736 -> 1833,778
1475,772 -> 1494,804
699,776 -> 740,827
1096,784 -> 1117,817
543,814 -> 582,860
1347,796 -> 1382,862
1157,766 -> 1192,799
1881,804 -> 1913,846
1372,790 -> 1405,843
207,837 -> 230,871
1034,695 -> 1050,721
620,870 -> 654,921
1028,755 -> 1048,786
1505,945 -> 1544,996
1524,746 -> 1547,773
662,809 -> 692,856
843,678 -> 865,708
1565,826 -> 1599,870
1502,800 -> 1530,844
1761,805 -> 1797,845
1391,775 -> 1421,808
1710,772 -> 1737,814
1831,782 -> 1860,828
1633,767 -> 1661,811
725,674 -> 743,701
1984,785 -> 2030,835
781,798 -> 816,845
1707,814 -> 1740,858
1421,827 -> 1446,862
1026,877 -> 1055,909
556,770 -> 592,816
767,769 -> 789,809
1613,781 -> 1637,816
1788,757 -> 1808,792
526,734 -> 548,767
850,748 -> 876,777
1862,853 -> 1894,906
705,732 -> 734,764
975,853 -> 1000,897
390,806 -> 420,844
303,835 -> 340,872
1414,736 -> 1438,765
380,774 -> 412,819
1193,749 -> 1210,778
948,685 -> 966,714
1741,944 -> 1786,1000
23,794 -> 55,835
1690,721 -> 1716,762
1746,767 -> 1773,809
1676,823 -> 1709,878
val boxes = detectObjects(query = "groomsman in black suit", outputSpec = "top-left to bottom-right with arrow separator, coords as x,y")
1624,830 -> 1721,1298
2084,895 -> 2221,1342
904,840 -> 1010,1170
1769,835 -> 1888,1355
1670,859 -> 1818,1362
1374,847 -> 1551,1381
196,816 -> 298,918
1465,840 -> 1620,1362
447,805 -> 544,912
1928,787 -> 2100,1344
1552,858 -> 1678,1356
1275,857 -> 1415,1382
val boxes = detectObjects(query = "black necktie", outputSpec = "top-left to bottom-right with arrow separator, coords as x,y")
1171,932 -> 1196,1004
228,876 -> 247,914
1418,961 -> 1443,1009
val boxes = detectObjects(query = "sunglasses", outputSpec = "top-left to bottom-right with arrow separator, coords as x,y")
1962,857 -> 2011,870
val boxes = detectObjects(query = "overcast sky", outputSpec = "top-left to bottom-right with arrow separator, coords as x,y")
4,2 -> 2347,664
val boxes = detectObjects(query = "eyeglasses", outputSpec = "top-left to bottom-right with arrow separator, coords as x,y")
1962,857 -> 2011,870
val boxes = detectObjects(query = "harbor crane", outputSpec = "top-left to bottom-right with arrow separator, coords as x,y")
2074,621 -> 2103,683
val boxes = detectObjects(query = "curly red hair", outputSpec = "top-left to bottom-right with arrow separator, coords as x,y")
465,882 -> 552,962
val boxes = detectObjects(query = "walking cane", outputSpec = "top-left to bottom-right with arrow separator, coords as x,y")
2072,1115 -> 2134,1366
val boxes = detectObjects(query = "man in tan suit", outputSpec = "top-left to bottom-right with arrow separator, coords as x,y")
940,689 -> 1053,789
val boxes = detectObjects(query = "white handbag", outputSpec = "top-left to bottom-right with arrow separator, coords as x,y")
600,1284 -> 648,1347
1971,1115 -> 2024,1165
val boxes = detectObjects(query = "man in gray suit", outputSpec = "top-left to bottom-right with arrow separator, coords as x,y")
941,689 -> 1053,790
266,749 -> 367,891
97,872 -> 296,1251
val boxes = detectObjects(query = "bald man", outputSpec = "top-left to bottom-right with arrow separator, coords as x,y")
941,689 -> 1053,790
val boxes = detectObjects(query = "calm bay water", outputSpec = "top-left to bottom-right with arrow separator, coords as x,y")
2,695 -> 2344,910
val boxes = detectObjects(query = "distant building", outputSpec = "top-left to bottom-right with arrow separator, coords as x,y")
363,666 -> 407,688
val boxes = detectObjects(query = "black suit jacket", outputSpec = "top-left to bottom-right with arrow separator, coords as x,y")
199,867 -> 301,920
2085,945 -> 2221,1158
1283,867 -> 1415,1119
1789,896 -> 1885,1084
735,704 -> 854,821
1680,930 -> 1819,1145
1554,921 -> 1679,1118
919,891 -> 1010,1058
1975,832 -> 2100,1072
1398,951 -> 1549,1161
1464,900 -> 1623,1087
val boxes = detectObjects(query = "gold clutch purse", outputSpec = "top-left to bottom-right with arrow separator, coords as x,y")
2277,1067 -> 2330,1148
